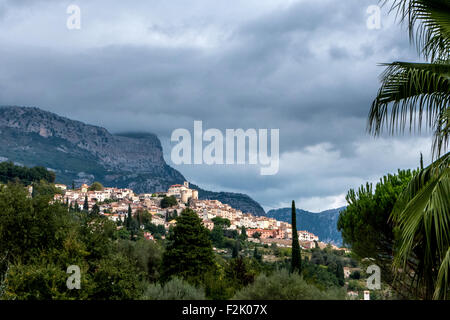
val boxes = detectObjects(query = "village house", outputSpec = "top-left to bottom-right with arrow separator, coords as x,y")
52,182 -> 323,247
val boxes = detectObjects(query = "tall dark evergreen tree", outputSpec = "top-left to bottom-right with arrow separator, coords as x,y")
83,196 -> 89,212
253,246 -> 262,262
232,240 -> 240,258
161,208 -> 215,285
126,204 -> 132,229
336,260 -> 345,286
420,152 -> 424,170
91,203 -> 100,216
291,200 -> 302,273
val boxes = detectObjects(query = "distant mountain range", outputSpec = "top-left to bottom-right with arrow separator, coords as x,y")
266,207 -> 346,246
0,106 -> 265,216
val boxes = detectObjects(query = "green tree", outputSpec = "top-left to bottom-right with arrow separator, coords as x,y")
367,0 -> 450,299
116,239 -> 163,283
83,196 -> 89,212
291,200 -> 302,273
335,261 -> 345,286
126,204 -> 132,228
232,269 -> 345,300
31,180 -> 61,198
0,162 -> 55,185
252,232 -> 261,239
88,182 -> 104,191
225,257 -> 256,291
160,196 -> 177,209
90,253 -> 145,300
337,169 -> 414,294
73,200 -> 80,212
142,278 -> 206,300
350,270 -> 361,280
210,225 -> 225,248
239,226 -> 247,241
91,203 -> 100,216
253,247 -> 262,262
0,183 -> 72,267
232,240 -> 240,258
212,217 -> 231,228
125,204 -> 139,241
161,208 -> 215,285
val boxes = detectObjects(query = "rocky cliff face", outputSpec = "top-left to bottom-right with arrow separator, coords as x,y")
0,107 -> 164,172
0,106 -> 265,216
266,207 -> 346,245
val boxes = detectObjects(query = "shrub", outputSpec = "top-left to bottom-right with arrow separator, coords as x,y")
232,269 -> 346,300
142,278 -> 206,300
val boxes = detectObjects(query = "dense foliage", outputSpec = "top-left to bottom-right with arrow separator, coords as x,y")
367,0 -> 450,300
161,208 -> 216,285
0,166 -> 365,300
232,269 -> 345,300
0,161 -> 55,185
337,169 -> 415,292
160,196 -> 177,209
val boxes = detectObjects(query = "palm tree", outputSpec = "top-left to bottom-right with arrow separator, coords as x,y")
368,0 -> 449,299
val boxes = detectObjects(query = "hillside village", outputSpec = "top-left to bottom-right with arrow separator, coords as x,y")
52,181 -> 340,250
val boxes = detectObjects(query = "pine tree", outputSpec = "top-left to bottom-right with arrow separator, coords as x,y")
72,181 -> 75,190
291,200 -> 302,273
161,208 -> 215,285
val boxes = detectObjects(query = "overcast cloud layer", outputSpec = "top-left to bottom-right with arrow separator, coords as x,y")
0,0 -> 432,212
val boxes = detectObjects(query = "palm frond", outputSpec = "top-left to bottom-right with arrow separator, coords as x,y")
391,152 -> 450,298
387,0 -> 450,61
368,61 -> 450,156
433,247 -> 450,299
433,107 -> 450,158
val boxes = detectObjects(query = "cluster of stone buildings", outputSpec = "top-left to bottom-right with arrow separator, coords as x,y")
53,181 -> 320,248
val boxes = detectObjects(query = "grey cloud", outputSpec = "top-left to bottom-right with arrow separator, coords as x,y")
0,0 -> 426,211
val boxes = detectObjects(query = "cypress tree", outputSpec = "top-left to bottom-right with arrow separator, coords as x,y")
83,196 -> 89,212
241,226 -> 247,239
291,200 -> 302,273
91,203 -> 100,215
253,246 -> 262,262
127,204 -> 132,229
420,152 -> 424,170
232,240 -> 240,258
336,260 -> 345,286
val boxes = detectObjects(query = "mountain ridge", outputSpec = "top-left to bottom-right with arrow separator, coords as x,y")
0,105 -> 265,216
266,206 -> 346,245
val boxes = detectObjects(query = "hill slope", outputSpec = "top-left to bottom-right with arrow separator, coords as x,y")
266,207 -> 346,245
0,106 -> 265,216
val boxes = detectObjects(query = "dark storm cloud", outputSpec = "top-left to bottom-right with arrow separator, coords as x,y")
0,0 -> 429,211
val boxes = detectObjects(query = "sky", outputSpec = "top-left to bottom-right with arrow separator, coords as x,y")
0,0 -> 433,212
